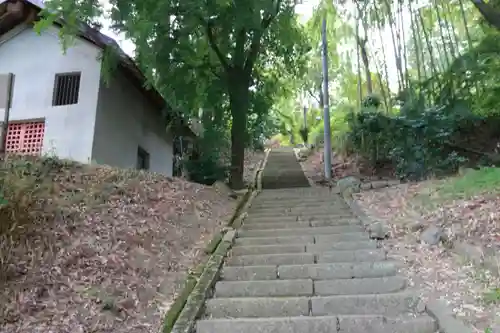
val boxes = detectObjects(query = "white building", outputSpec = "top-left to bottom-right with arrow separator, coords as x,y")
0,0 -> 192,176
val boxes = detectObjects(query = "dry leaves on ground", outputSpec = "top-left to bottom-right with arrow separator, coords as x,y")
355,184 -> 500,332
0,151 -> 261,333
299,149 -> 392,185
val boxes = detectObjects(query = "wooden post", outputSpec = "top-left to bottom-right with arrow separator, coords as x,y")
0,73 -> 14,154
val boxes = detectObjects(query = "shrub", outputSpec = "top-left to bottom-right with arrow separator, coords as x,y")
184,155 -> 228,185
184,125 -> 230,185
345,100 -> 477,180
361,94 -> 382,109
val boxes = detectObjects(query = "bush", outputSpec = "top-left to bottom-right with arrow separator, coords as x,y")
361,94 -> 382,109
184,156 -> 228,185
345,100 -> 477,180
184,125 -> 230,185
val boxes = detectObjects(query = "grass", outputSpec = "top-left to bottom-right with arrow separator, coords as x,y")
438,167 -> 500,197
483,287 -> 500,305
414,167 -> 500,208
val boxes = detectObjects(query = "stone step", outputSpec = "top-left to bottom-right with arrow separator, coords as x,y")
253,193 -> 338,198
214,276 -> 406,298
231,240 -> 377,256
251,197 -> 340,203
234,235 -> 315,246
221,265 -> 278,281
306,241 -> 378,252
247,214 -> 354,221
253,201 -> 347,206
204,292 -> 420,318
221,261 -> 400,281
227,253 -> 315,266
197,315 -> 437,333
242,221 -> 311,230
204,297 -> 309,318
316,249 -> 387,263
251,200 -> 348,206
238,226 -> 365,238
277,261 -> 401,280
244,216 -> 356,224
248,210 -> 353,218
311,292 -> 420,316
214,279 -> 313,297
227,249 -> 386,266
242,220 -> 361,230
253,193 -> 338,200
250,204 -> 347,211
234,232 -> 368,246
251,203 -> 343,209
314,233 -> 369,242
231,244 -> 306,256
314,276 -> 407,295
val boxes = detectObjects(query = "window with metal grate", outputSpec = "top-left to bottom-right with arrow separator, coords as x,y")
5,121 -> 45,155
52,72 -> 81,106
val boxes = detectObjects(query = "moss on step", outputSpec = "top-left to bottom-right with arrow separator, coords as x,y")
162,275 -> 198,333
204,231 -> 223,254
171,236 -> 234,333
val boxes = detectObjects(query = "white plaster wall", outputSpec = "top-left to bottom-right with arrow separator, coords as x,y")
0,26 -> 101,163
92,71 -> 174,176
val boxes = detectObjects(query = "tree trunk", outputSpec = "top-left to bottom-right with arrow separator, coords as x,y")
228,71 -> 249,190
357,37 -> 373,95
383,0 -> 404,92
355,17 -> 363,106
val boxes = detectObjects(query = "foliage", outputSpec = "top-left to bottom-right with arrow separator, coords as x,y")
361,94 -> 382,108
346,98 -> 478,179
184,125 -> 230,185
292,0 -> 500,183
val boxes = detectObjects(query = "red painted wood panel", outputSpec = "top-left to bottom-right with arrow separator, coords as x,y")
5,121 -> 45,155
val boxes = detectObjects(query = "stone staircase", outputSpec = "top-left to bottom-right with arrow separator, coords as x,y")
260,147 -> 310,189
195,149 -> 437,333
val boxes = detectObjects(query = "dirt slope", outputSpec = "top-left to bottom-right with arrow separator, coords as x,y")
0,154 -> 261,333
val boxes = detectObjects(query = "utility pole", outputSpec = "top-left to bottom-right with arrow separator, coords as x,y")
321,17 -> 332,180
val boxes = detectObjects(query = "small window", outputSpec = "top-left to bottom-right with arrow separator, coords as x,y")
52,72 -> 81,106
137,146 -> 150,170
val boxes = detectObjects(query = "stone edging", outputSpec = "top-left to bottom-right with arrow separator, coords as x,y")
355,179 -> 499,275
452,241 -> 499,277
169,230 -> 236,333
342,188 -> 473,333
164,152 -> 268,333
256,149 -> 270,192
426,299 -> 472,333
